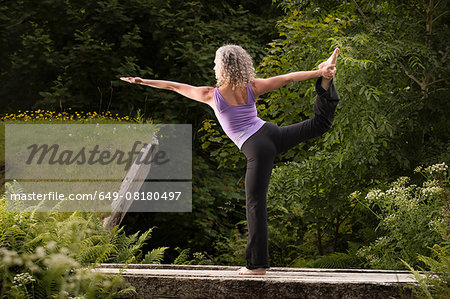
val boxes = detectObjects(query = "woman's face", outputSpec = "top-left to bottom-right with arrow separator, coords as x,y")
213,56 -> 222,80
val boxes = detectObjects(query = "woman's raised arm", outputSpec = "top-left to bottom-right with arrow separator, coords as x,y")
120,77 -> 214,104
252,48 -> 339,98
252,66 -> 335,98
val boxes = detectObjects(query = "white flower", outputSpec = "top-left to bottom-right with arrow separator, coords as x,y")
13,272 -> 35,286
426,162 -> 448,175
394,176 -> 410,186
46,240 -> 57,251
421,186 -> 441,197
423,179 -> 439,188
428,218 -> 444,231
366,189 -> 384,202
0,248 -> 22,266
35,246 -> 46,259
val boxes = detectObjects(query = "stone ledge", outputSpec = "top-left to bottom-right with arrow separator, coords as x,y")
97,264 -> 417,299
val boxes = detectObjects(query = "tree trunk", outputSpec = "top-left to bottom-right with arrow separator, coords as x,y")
102,134 -> 159,231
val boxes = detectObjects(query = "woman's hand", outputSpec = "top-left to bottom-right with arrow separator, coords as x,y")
120,76 -> 143,84
119,76 -> 214,104
319,65 -> 336,80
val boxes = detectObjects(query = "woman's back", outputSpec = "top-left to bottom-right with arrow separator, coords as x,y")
213,82 -> 265,149
217,85 -> 251,106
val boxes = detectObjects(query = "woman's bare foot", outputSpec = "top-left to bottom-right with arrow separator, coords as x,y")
319,48 -> 339,89
319,48 -> 340,70
330,47 -> 339,65
236,267 -> 267,275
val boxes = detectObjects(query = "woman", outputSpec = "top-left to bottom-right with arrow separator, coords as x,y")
121,45 -> 340,275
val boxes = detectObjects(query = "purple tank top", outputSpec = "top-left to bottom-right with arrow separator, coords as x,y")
213,82 -> 266,149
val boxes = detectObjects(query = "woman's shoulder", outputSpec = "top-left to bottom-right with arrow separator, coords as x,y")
249,80 -> 258,99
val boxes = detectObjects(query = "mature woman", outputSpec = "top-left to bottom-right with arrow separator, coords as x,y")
121,45 -> 340,275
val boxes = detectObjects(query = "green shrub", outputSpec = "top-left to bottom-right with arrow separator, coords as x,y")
0,245 -> 134,299
266,156 -> 367,266
357,163 -> 449,269
0,181 -> 168,298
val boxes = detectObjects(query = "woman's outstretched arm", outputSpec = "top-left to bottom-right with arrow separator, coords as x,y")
120,77 -> 214,104
252,48 -> 339,97
252,66 -> 335,98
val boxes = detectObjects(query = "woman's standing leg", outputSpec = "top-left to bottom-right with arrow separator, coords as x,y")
237,123 -> 279,274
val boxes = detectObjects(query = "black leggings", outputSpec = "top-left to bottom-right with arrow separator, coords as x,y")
240,78 -> 339,269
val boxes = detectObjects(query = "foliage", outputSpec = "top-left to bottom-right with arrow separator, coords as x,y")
121,153 -> 246,263
310,252 -> 363,269
357,163 -> 449,270
0,181 -> 168,298
0,0 -> 279,124
267,156 -> 376,266
258,0 -> 449,172
403,242 -> 450,299
198,119 -> 246,169
0,109 -> 134,123
211,220 -> 247,266
172,247 -> 211,265
0,246 -> 135,299
106,226 -> 168,265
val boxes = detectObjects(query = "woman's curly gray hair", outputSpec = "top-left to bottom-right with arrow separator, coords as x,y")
215,45 -> 255,90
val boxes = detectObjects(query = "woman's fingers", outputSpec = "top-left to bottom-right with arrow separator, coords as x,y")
120,77 -> 135,83
323,67 -> 338,79
322,65 -> 335,78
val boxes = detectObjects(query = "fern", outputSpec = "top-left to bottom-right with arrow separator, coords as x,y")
111,231 -> 140,263
403,242 -> 450,299
402,260 -> 434,299
173,247 -> 190,265
107,227 -> 157,263
1,181 -> 166,297
79,242 -> 117,264
142,247 -> 168,264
